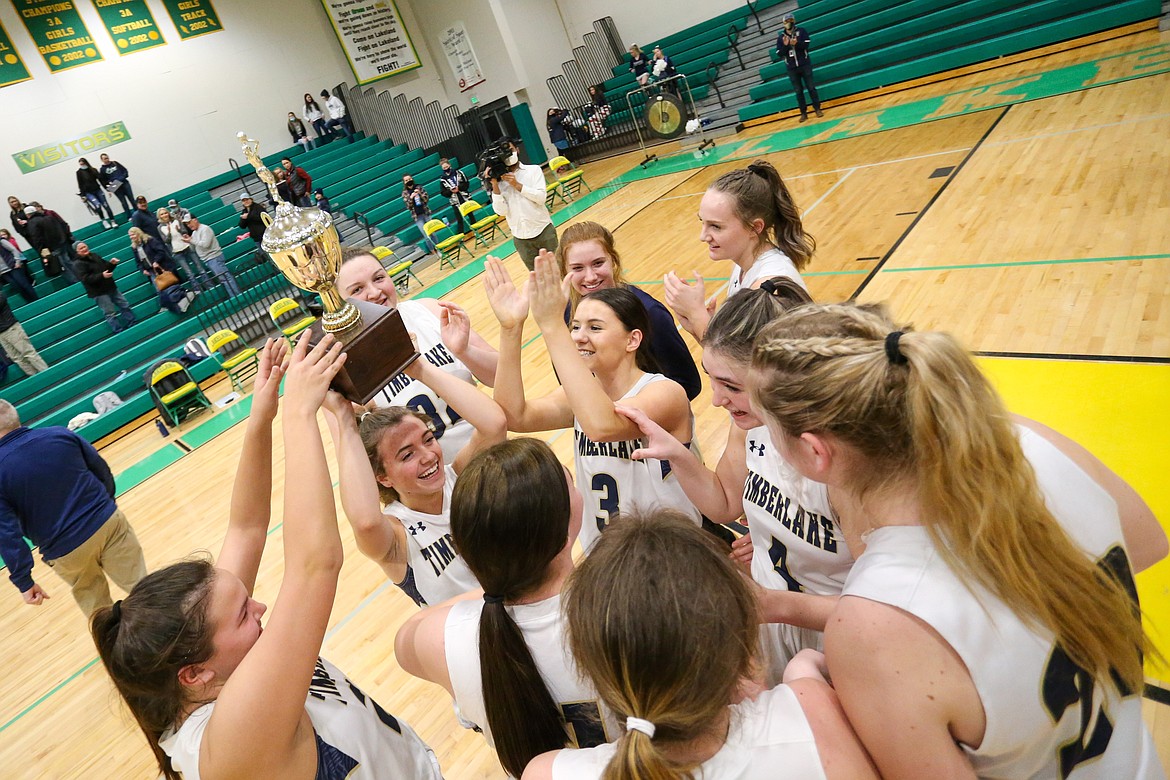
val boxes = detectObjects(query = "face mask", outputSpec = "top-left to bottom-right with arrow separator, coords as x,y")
80,164 -> 89,170
505,153 -> 519,166
404,179 -> 414,187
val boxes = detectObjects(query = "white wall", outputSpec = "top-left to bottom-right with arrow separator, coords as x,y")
554,0 -> 743,49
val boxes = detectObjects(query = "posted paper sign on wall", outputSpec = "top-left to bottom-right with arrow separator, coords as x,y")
319,0 -> 420,85
91,0 -> 166,55
0,19 -> 31,87
13,0 -> 104,72
160,0 -> 221,40
439,22 -> 484,92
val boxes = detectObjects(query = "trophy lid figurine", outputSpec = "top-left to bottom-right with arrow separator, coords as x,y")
238,131 -> 417,402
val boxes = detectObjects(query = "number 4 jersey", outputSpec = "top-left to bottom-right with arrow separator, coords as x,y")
373,300 -> 474,462
841,425 -> 1161,778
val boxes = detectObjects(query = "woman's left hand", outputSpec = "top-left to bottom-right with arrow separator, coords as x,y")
530,250 -> 567,327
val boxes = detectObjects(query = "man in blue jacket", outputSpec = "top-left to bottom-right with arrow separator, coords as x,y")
0,400 -> 146,616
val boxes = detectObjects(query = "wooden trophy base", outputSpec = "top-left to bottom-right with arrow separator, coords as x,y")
308,298 -> 420,404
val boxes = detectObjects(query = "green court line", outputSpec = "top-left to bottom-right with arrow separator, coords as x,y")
114,444 -> 187,497
881,253 -> 1170,274
0,658 -> 99,735
179,396 -> 254,449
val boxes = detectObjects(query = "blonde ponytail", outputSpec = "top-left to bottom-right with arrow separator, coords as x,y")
750,302 -> 1147,694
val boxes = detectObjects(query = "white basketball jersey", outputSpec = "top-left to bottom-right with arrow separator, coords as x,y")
373,300 -> 475,461
160,656 -> 443,780
743,426 -> 854,680
572,372 -> 701,552
551,684 -> 827,780
843,426 -> 1161,779
445,595 -> 618,754
727,248 -> 806,296
385,465 -> 480,607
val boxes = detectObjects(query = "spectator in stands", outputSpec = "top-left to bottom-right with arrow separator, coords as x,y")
303,92 -> 328,140
76,158 -> 116,228
439,158 -> 471,233
25,204 -> 79,284
546,107 -> 573,160
778,13 -> 823,122
402,174 -> 436,254
238,193 -> 272,265
273,168 -> 294,204
238,193 -> 268,243
129,227 -> 187,315
281,157 -> 313,207
0,398 -> 147,616
183,214 -> 241,297
129,196 -> 163,242
314,189 -> 333,214
651,45 -> 679,95
287,111 -> 315,153
7,196 -> 32,243
489,139 -> 556,271
629,44 -> 650,86
74,242 -> 136,333
97,153 -> 135,215
0,231 -> 37,302
586,85 -> 611,138
321,89 -> 355,142
157,208 -> 206,291
0,291 -> 47,375
166,198 -> 191,224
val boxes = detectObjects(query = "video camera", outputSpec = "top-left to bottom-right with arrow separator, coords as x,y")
477,138 -> 514,181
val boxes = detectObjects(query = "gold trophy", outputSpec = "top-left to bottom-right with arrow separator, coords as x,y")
238,132 -> 418,403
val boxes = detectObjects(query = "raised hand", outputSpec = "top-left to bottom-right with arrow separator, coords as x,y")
614,404 -> 690,462
252,338 -> 289,423
530,251 -> 567,327
483,256 -> 529,329
282,332 -> 347,415
663,270 -> 708,327
437,301 -> 471,354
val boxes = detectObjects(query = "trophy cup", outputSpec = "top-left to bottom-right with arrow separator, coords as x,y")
238,132 -> 418,403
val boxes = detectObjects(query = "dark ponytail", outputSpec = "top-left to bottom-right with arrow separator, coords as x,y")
91,559 -> 217,780
710,159 -> 816,270
450,439 -> 574,778
581,286 -> 660,374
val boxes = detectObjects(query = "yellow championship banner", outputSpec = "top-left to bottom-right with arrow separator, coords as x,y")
12,0 -> 104,72
90,0 -> 165,55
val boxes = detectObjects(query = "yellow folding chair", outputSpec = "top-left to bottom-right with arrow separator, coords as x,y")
268,297 -> 316,345
424,219 -> 467,270
207,329 -> 259,393
550,155 -> 592,200
371,245 -> 422,294
149,361 -> 212,426
459,201 -> 507,250
545,179 -> 571,210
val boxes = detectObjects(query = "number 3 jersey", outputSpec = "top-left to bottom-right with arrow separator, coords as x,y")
842,425 -> 1161,779
373,300 -> 474,462
572,372 -> 701,553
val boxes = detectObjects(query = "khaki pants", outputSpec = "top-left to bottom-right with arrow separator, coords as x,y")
0,322 -> 48,375
45,508 -> 147,617
512,223 -> 559,271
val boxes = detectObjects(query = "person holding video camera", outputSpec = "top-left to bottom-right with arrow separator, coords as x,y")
778,13 -> 823,123
486,140 -> 556,271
